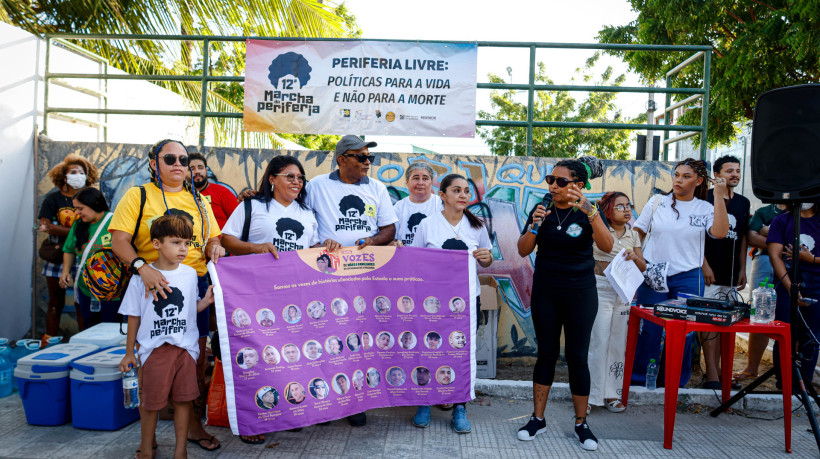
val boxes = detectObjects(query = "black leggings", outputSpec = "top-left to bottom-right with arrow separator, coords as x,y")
530,283 -> 598,396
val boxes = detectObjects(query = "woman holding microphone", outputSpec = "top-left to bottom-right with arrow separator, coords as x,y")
516,156 -> 612,451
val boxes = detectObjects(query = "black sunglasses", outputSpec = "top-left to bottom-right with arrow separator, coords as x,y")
342,153 -> 375,163
159,154 -> 189,167
545,175 -> 579,187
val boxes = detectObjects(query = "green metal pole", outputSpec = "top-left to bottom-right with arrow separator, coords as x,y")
199,39 -> 210,150
663,76 -> 671,161
43,37 -> 51,136
526,45 -> 535,157
699,50 -> 712,161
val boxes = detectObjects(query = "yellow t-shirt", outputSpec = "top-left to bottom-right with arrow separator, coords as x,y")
109,183 -> 221,275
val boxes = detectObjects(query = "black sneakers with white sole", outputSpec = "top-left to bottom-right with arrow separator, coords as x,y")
517,414 -> 547,441
574,419 -> 599,451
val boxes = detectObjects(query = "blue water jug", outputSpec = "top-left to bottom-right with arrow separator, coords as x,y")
0,346 -> 12,397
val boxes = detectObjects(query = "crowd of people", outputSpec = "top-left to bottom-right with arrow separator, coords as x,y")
37,134 -> 820,454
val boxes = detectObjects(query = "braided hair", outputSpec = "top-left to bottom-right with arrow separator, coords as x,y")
665,158 -> 710,219
147,139 -> 210,255
554,155 -> 604,188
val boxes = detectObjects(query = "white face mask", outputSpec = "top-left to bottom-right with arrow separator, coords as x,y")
66,173 -> 87,189
801,203 -> 815,211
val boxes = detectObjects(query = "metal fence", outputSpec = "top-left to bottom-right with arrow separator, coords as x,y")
43,34 -> 712,158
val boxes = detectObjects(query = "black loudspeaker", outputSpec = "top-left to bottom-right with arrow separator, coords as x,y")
751,84 -> 820,203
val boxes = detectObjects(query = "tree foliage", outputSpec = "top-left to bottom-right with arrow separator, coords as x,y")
1,0 -> 360,148
478,53 -> 638,159
598,0 -> 820,147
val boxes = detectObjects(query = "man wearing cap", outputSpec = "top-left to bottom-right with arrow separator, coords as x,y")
306,135 -> 398,252
305,136 -> 398,427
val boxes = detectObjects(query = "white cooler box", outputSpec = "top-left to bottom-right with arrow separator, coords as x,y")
69,323 -> 128,348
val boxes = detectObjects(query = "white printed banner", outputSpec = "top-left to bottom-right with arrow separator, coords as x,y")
244,40 -> 477,137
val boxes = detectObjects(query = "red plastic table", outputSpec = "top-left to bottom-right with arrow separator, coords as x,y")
621,306 -> 793,451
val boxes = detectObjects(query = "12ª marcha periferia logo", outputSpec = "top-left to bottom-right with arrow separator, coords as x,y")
257,52 -> 320,116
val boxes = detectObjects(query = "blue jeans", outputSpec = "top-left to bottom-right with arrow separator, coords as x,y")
773,271 -> 820,386
750,254 -> 773,289
632,268 -> 704,387
197,275 -> 210,338
75,289 -> 121,330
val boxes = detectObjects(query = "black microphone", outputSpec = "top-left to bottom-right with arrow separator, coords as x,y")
529,194 -> 553,234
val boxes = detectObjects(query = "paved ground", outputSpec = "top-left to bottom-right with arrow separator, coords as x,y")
1,391 -> 818,459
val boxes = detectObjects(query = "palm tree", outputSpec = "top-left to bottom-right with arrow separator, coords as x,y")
1,0 -> 358,147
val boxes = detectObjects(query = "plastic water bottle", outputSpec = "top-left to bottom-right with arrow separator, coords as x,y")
0,346 -> 12,398
765,283 -> 777,324
751,282 -> 767,323
646,359 -> 658,390
90,300 -> 101,313
122,365 -> 140,409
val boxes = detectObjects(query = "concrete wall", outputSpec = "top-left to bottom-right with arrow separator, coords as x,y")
37,139 -> 675,356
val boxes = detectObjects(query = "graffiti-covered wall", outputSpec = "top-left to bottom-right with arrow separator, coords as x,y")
36,138 -> 674,355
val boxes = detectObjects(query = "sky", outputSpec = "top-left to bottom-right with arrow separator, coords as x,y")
340,0 -> 648,156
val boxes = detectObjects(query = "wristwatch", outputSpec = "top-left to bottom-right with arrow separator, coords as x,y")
131,257 -> 146,274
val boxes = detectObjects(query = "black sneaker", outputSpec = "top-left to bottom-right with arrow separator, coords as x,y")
574,420 -> 598,451
517,414 -> 546,441
347,412 -> 367,427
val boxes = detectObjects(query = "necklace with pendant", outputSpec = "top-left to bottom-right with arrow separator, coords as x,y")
447,217 -> 462,240
555,207 -> 571,231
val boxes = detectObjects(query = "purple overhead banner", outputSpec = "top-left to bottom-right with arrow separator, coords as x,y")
209,246 -> 474,435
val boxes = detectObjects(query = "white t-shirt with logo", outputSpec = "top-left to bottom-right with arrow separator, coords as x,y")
412,212 -> 492,299
222,199 -> 319,252
118,263 -> 200,365
393,195 -> 443,246
634,194 -> 715,276
306,173 -> 399,247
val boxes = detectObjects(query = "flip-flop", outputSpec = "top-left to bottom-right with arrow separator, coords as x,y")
134,445 -> 157,459
732,370 -> 758,383
605,400 -> 626,413
187,435 -> 221,451
239,435 -> 265,445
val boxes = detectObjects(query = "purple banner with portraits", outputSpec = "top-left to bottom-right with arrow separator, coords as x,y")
209,246 -> 474,435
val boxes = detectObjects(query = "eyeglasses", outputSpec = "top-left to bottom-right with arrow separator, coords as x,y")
273,173 -> 307,183
159,154 -> 189,167
545,175 -> 579,187
613,204 -> 634,212
342,153 -> 375,163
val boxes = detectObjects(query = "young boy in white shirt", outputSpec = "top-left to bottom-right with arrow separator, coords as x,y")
119,214 -> 214,459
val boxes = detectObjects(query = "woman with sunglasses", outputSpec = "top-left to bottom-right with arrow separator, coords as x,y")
222,155 -> 319,256
411,173 -> 493,434
631,158 -> 728,390
587,191 -> 645,414
516,156 -> 611,451
109,138 -> 224,452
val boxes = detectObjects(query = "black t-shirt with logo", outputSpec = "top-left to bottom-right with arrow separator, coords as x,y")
523,202 -> 595,289
38,190 -> 78,247
705,189 -> 751,286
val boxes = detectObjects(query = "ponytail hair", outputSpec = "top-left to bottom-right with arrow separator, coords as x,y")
439,174 -> 483,229
554,155 -> 604,189
665,158 -> 709,219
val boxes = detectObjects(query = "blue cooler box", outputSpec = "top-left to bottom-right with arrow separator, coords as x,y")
14,343 -> 100,426
70,347 -> 140,430
69,323 -> 128,349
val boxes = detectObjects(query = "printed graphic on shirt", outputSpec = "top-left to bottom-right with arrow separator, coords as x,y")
689,214 -> 709,228
566,223 -> 582,237
336,195 -> 375,232
146,208 -> 205,248
401,212 -> 428,246
274,218 -> 306,251
57,206 -> 79,228
151,286 -> 188,338
442,238 -> 468,250
726,214 -> 738,240
800,234 -> 816,253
